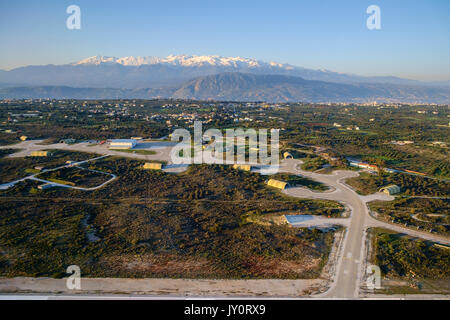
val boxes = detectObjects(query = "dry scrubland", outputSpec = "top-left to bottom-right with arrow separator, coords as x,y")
0,155 -> 343,279
369,228 -> 450,294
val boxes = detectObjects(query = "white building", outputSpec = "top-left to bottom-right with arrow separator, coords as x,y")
109,139 -> 137,150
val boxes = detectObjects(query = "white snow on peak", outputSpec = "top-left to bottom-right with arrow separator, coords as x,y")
73,55 -> 295,70
74,56 -> 120,65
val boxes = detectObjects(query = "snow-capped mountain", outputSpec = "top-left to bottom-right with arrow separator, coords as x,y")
1,54 -> 445,90
73,54 -> 294,69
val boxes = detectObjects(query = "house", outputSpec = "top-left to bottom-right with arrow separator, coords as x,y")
143,162 -> 163,170
266,179 -> 288,190
109,139 -> 137,150
379,185 -> 401,195
232,164 -> 252,171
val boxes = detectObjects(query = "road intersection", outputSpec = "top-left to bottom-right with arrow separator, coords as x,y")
0,140 -> 449,299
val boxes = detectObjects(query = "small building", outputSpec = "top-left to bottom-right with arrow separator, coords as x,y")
143,162 -> 163,170
379,185 -> 401,195
61,139 -> 76,145
233,164 -> 252,171
34,166 -> 45,171
283,152 -> 293,160
20,135 -> 28,141
38,183 -> 54,190
109,139 -> 137,150
30,151 -> 50,157
349,161 -> 379,171
266,179 -> 288,190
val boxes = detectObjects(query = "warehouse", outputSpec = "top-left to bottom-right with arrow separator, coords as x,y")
109,139 -> 137,150
266,179 -> 288,190
30,151 -> 50,157
143,162 -> 163,170
232,164 -> 252,171
379,185 -> 401,195
283,152 -> 293,159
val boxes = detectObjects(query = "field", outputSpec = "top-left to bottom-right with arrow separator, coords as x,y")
37,166 -> 112,188
0,158 -> 343,279
271,173 -> 329,192
110,149 -> 157,155
368,228 -> 450,294
368,198 -> 449,236
345,171 -> 449,196
0,149 -> 97,184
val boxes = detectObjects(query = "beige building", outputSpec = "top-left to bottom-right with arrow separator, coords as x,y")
232,164 -> 252,171
109,139 -> 137,150
30,151 -> 50,157
143,162 -> 163,170
283,152 -> 293,159
267,179 -> 288,190
379,185 -> 401,195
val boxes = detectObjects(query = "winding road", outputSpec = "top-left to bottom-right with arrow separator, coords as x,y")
280,159 -> 450,298
0,140 -> 449,299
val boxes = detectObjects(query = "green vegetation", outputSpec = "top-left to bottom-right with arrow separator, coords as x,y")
0,150 -> 96,184
0,159 -> 343,279
370,228 -> 450,294
0,99 -> 448,281
301,158 -> 328,171
271,173 -> 329,192
110,149 -> 157,155
37,167 -> 111,188
369,198 -> 449,236
346,171 -> 449,196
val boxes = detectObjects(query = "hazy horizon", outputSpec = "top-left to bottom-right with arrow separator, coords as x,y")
1,0 -> 450,81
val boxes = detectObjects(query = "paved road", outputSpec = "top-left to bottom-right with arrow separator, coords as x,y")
0,155 -> 117,191
0,140 -> 188,173
279,159 -> 449,298
279,160 -> 369,298
1,142 -> 449,299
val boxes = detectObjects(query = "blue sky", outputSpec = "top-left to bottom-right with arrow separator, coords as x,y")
0,0 -> 449,80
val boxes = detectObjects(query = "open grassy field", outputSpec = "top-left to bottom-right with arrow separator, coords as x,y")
0,158 -> 343,279
110,149 -> 157,155
368,198 -> 449,236
345,171 -> 449,196
368,228 -> 450,294
0,150 -> 97,184
37,166 -> 111,188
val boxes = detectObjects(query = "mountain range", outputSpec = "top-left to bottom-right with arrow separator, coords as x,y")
0,55 -> 449,103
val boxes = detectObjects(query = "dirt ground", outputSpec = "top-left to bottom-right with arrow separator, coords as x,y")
0,277 -> 324,297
